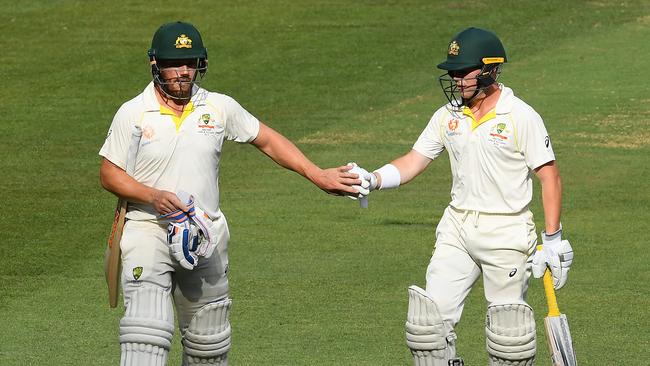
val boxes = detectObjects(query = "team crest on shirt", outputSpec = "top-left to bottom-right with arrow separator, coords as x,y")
197,113 -> 222,136
199,113 -> 215,128
446,119 -> 462,137
487,122 -> 510,147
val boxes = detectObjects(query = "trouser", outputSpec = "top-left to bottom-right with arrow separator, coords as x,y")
425,205 -> 537,326
119,214 -> 231,365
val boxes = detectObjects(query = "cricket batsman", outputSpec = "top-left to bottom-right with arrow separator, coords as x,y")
99,21 -> 361,366
349,27 -> 574,365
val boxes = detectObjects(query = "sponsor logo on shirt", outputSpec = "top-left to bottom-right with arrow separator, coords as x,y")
143,125 -> 155,139
446,119 -> 462,137
141,125 -> 159,146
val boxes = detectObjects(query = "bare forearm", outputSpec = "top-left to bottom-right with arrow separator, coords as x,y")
100,158 -> 186,215
251,123 -> 359,195
100,159 -> 156,204
541,180 -> 562,233
253,124 -> 320,181
536,161 -> 562,233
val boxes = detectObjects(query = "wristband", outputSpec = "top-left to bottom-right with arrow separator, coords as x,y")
374,164 -> 401,190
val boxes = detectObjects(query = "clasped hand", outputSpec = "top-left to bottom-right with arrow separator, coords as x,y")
345,162 -> 377,200
162,192 -> 220,270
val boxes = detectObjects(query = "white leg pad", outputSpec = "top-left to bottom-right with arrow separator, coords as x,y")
120,285 -> 174,366
406,285 -> 457,366
485,303 -> 536,366
183,298 -> 232,365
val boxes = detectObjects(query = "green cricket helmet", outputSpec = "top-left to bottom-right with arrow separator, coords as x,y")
147,21 -> 208,100
437,27 -> 507,107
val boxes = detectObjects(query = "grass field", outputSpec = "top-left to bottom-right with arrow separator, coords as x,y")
1,1 -> 649,365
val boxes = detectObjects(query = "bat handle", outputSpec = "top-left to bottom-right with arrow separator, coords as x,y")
359,196 -> 368,209
538,245 -> 561,317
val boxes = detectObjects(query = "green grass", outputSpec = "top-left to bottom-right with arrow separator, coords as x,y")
1,1 -> 649,365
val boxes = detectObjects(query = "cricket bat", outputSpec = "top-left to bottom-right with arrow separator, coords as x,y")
105,199 -> 127,308
105,126 -> 142,308
540,245 -> 577,365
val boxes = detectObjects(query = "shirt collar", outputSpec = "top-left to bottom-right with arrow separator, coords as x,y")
495,83 -> 514,114
142,82 -> 159,112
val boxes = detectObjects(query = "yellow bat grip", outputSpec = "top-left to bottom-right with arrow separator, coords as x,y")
537,244 -> 561,317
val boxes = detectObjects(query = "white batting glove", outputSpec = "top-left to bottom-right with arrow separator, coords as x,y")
532,226 -> 574,290
189,205 -> 221,259
167,221 -> 199,270
346,162 -> 377,199
173,191 -> 220,259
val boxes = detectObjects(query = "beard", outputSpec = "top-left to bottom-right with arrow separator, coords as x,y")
163,77 -> 194,100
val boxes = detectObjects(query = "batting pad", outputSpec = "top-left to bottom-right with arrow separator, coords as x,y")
485,303 -> 536,366
406,285 -> 456,366
182,298 -> 232,365
119,285 -> 174,366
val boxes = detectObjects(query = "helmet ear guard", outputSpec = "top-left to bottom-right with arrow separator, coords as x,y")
476,63 -> 502,89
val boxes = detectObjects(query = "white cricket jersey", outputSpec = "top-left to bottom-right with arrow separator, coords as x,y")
412,84 -> 555,214
99,82 -> 260,220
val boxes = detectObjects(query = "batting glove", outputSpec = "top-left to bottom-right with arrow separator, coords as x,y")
167,221 -> 199,270
189,205 -> 221,259
346,162 -> 377,199
532,226 -> 574,290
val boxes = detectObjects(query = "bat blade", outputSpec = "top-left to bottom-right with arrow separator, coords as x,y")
104,125 -> 142,308
105,198 -> 127,308
544,313 -> 577,366
539,251 -> 578,366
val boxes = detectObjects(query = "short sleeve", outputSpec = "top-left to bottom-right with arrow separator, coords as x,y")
99,103 -> 135,169
412,111 -> 446,160
223,96 -> 260,143
519,110 -> 555,170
